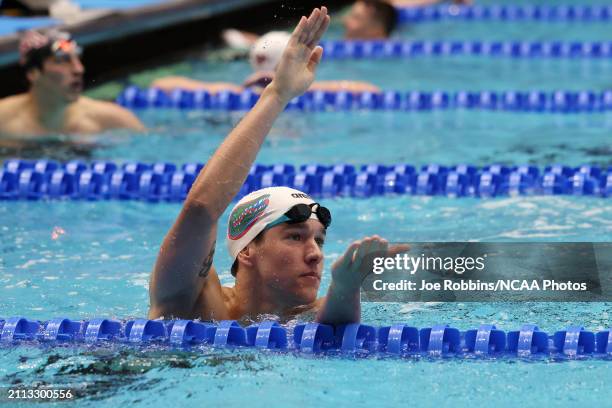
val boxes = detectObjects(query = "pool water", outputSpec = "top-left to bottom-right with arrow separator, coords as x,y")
1,195 -> 610,406
1,0 -> 611,406
107,110 -> 612,166
1,197 -> 610,318
393,20 -> 612,42
4,111 -> 610,165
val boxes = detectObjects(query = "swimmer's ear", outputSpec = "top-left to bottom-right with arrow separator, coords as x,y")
236,245 -> 256,269
26,68 -> 41,83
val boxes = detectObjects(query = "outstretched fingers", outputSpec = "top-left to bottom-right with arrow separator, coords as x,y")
343,240 -> 361,267
387,243 -> 410,257
300,9 -> 317,43
307,7 -> 330,47
290,7 -> 329,48
304,8 -> 324,46
301,11 -> 316,44
292,9 -> 314,44
353,236 -> 386,265
290,15 -> 308,47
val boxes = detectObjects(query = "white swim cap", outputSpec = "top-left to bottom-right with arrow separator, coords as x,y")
249,31 -> 291,72
227,186 -> 320,262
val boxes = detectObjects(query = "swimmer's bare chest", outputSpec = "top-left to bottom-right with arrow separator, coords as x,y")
4,112 -> 102,136
190,267 -> 322,322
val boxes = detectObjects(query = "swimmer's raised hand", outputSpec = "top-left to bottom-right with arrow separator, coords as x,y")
331,237 -> 410,292
316,236 -> 410,324
269,6 -> 330,103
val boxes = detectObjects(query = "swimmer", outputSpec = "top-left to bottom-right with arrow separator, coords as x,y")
0,30 -> 144,137
152,31 -> 380,95
343,0 -> 398,40
223,0 -> 399,48
148,7 -> 407,324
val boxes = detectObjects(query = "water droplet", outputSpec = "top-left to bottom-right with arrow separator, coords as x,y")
51,226 -> 66,240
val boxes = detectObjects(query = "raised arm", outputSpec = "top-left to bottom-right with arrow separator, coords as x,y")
149,7 -> 330,319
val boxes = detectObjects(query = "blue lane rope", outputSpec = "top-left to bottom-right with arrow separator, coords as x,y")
396,4 -> 612,23
0,317 -> 610,358
319,40 -> 612,59
1,159 -> 610,201
116,87 -> 612,113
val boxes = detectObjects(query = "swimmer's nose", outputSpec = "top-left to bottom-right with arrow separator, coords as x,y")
71,56 -> 84,75
304,238 -> 323,266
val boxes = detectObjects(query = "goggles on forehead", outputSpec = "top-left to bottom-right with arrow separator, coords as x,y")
50,39 -> 82,58
267,203 -> 332,230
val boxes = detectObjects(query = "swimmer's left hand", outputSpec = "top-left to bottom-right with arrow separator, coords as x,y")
330,236 -> 410,292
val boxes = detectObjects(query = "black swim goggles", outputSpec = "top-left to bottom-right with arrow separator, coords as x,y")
267,203 -> 332,230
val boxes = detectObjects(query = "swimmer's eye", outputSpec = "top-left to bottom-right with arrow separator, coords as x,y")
288,233 -> 302,242
52,54 -> 72,64
315,238 -> 325,248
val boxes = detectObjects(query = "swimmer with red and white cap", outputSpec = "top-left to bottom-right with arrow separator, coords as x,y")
0,30 -> 144,137
148,7 -> 407,324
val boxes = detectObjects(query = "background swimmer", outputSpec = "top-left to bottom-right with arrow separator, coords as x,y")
223,0 -> 399,47
343,0 -> 398,40
148,7 -> 407,324
0,30 -> 144,137
152,30 -> 380,95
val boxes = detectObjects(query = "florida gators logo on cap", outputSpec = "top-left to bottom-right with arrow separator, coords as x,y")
228,194 -> 270,240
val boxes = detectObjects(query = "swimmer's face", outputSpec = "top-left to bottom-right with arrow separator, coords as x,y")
343,1 -> 385,40
249,219 -> 325,307
30,51 -> 84,102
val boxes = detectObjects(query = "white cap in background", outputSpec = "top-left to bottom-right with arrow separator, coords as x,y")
249,31 -> 291,72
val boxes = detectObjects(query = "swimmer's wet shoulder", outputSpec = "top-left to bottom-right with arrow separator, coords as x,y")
78,97 -> 145,133
0,94 -> 30,136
